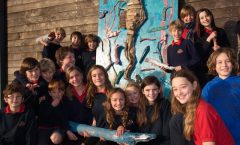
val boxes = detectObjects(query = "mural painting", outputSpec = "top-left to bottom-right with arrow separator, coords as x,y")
96,0 -> 178,96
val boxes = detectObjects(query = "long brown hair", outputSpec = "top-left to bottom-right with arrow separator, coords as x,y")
104,88 -> 128,129
170,69 -> 201,140
86,65 -> 112,108
207,47 -> 238,76
137,76 -> 163,127
195,8 -> 217,38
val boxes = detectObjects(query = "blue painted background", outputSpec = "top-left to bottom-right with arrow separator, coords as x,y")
96,0 -> 178,97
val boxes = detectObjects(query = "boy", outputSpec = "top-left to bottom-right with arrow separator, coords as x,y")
81,34 -> 100,77
180,5 -> 196,40
39,27 -> 66,69
167,19 -> 200,72
0,83 -> 37,145
38,79 -> 68,145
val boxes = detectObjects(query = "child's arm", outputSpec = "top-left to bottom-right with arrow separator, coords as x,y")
36,34 -> 50,46
182,41 -> 200,70
26,110 -> 37,145
14,70 -> 29,86
116,125 -> 125,137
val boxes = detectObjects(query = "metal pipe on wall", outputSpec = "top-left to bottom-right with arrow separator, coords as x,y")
0,0 -> 7,109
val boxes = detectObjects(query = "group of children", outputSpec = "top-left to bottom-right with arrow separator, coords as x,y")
0,4 -> 239,145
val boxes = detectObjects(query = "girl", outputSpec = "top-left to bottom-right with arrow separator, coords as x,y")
170,69 -> 234,145
125,81 -> 141,107
0,83 -> 37,145
64,66 -> 93,145
95,88 -> 137,145
83,65 -> 113,145
136,76 -> 171,145
194,8 -> 230,86
202,48 -> 240,144
12,57 -> 48,112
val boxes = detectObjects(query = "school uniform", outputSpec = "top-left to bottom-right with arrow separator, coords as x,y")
84,92 -> 108,145
193,99 -> 234,145
42,43 -> 61,69
137,98 -> 171,145
194,27 -> 230,86
202,75 -> 240,145
0,105 -> 37,145
38,97 -> 68,145
167,38 -> 200,73
182,22 -> 195,41
70,45 -> 85,71
81,49 -> 96,77
169,113 -> 195,145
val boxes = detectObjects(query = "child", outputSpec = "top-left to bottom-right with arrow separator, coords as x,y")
0,83 -> 37,145
202,48 -> 240,144
180,5 -> 196,41
136,76 -> 171,145
55,46 -> 76,84
83,65 -> 113,145
81,34 -> 100,77
194,8 -> 230,86
125,81 -> 141,107
100,88 -> 137,145
39,58 -> 56,83
64,66 -> 93,144
170,69 -> 234,145
69,31 -> 85,70
37,79 -> 68,145
12,57 -> 48,112
40,27 -> 66,69
167,19 -> 200,73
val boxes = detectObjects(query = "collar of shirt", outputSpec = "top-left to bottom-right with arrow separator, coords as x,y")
204,28 -> 213,34
172,38 -> 183,46
4,104 -> 25,114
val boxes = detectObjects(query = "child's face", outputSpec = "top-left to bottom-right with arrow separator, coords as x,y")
62,52 -> 75,68
170,28 -> 183,41
199,11 -> 212,28
125,86 -> 140,104
171,77 -> 197,104
49,88 -> 64,100
215,53 -> 233,79
111,92 -> 125,112
88,41 -> 97,51
71,35 -> 81,46
4,92 -> 23,110
68,70 -> 83,87
182,14 -> 194,24
41,71 -> 54,83
91,68 -> 106,88
55,32 -> 64,42
26,66 -> 40,83
142,83 -> 160,105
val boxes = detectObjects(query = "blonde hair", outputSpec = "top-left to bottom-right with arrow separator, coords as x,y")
104,88 -> 128,129
48,79 -> 65,92
170,69 -> 201,140
54,27 -> 66,38
207,47 -> 238,76
86,65 -> 112,108
169,19 -> 184,33
180,5 -> 196,20
39,58 -> 56,73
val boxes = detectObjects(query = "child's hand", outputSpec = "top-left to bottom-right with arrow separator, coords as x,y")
116,126 -> 125,137
51,98 -> 61,107
67,130 -> 78,141
174,66 -> 182,71
207,31 -> 217,42
80,131 -> 91,138
26,83 -> 39,91
39,96 -> 46,104
99,137 -> 105,141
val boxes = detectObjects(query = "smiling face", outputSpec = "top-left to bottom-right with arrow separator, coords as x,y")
125,86 -> 140,104
4,92 -> 24,111
183,14 -> 194,24
91,68 -> 106,88
215,52 -> 233,79
171,77 -> 197,104
49,88 -> 64,100
68,69 -> 83,87
61,52 -> 75,69
88,41 -> 97,51
142,83 -> 160,105
110,91 -> 125,112
199,11 -> 212,28
26,66 -> 41,83
41,70 -> 54,83
170,28 -> 183,41
71,35 -> 81,46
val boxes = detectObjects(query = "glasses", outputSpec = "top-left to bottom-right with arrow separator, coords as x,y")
6,95 -> 22,100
